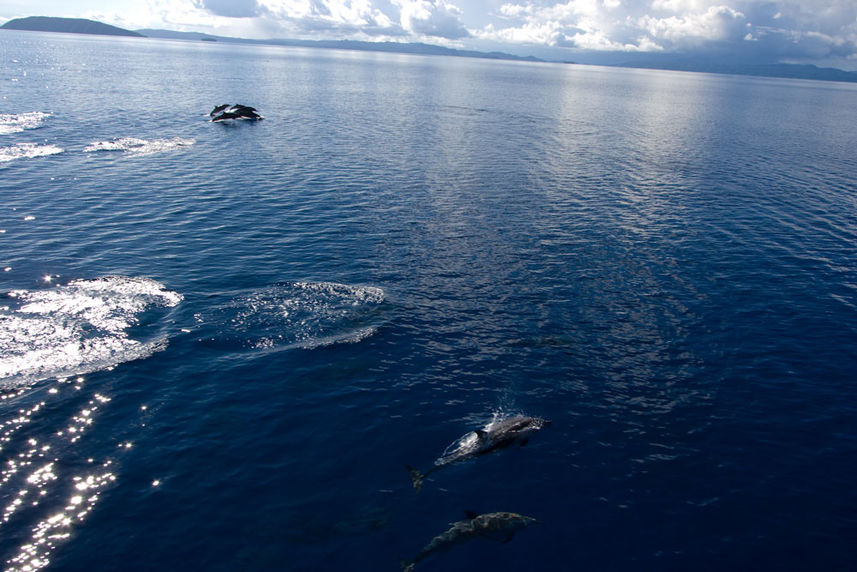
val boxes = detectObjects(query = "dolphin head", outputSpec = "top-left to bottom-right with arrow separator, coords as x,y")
501,512 -> 538,526
468,511 -> 539,543
493,415 -> 549,435
517,514 -> 539,527
478,511 -> 539,530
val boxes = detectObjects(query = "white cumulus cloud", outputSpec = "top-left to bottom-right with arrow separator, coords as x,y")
393,0 -> 470,39
639,4 -> 748,46
43,0 -> 857,67
473,0 -> 857,65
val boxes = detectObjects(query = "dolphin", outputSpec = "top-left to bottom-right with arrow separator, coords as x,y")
211,111 -> 241,121
400,510 -> 538,571
406,414 -> 550,492
210,103 -> 263,122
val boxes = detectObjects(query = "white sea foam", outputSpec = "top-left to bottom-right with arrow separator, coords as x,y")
0,143 -> 63,163
83,137 -> 195,156
300,325 -> 379,349
197,281 -> 385,351
0,277 -> 182,387
0,112 -> 51,135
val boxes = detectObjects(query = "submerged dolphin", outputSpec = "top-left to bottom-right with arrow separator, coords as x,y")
400,510 -> 538,571
406,414 -> 550,492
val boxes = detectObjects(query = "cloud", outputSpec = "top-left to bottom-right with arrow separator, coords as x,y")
475,0 -> 857,64
251,0 -> 403,36
82,0 -> 857,67
195,0 -> 261,18
639,5 -> 749,47
254,0 -> 468,39
394,0 -> 470,39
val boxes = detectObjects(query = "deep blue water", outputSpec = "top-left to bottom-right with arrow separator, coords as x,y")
2,30 -> 856,571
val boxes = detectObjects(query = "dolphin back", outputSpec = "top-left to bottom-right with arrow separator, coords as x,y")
402,511 -> 537,570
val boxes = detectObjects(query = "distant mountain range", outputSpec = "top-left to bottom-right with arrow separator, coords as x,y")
4,16 -> 857,83
136,28 -> 544,62
1,16 -> 542,63
1,16 -> 143,37
619,59 -> 857,84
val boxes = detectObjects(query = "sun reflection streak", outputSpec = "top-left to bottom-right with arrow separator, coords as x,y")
1,379 -> 123,571
5,463 -> 116,572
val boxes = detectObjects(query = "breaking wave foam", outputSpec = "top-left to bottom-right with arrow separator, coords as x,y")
0,276 -> 183,387
0,143 -> 64,163
0,112 -> 51,135
83,137 -> 195,156
195,281 -> 385,351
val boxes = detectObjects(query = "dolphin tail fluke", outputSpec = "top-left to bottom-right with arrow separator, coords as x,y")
400,560 -> 415,572
406,465 -> 424,493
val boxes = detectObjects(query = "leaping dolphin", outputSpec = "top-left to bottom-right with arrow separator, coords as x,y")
210,103 -> 263,122
406,414 -> 550,492
400,510 -> 538,571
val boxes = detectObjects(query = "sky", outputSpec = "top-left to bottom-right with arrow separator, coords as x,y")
3,0 -> 857,69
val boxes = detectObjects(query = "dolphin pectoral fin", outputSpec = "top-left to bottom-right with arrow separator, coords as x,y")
520,438 -> 530,447
502,532 -> 516,544
406,465 -> 425,493
463,510 -> 479,520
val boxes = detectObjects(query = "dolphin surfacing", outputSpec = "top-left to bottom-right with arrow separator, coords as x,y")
406,414 -> 550,492
400,511 -> 538,571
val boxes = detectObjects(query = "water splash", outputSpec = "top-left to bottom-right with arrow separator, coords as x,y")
0,277 -> 183,387
83,137 -> 195,156
0,112 -> 51,136
194,281 -> 385,351
0,143 -> 63,164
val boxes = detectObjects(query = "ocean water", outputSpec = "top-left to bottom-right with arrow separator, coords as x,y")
1,30 -> 856,571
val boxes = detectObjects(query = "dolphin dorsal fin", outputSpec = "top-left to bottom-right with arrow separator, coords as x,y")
463,510 -> 478,520
475,429 -> 488,440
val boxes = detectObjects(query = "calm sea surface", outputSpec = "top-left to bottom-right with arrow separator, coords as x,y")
1,30 -> 856,571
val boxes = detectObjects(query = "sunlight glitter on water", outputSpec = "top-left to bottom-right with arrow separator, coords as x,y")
5,462 -> 116,572
0,379 -> 120,572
